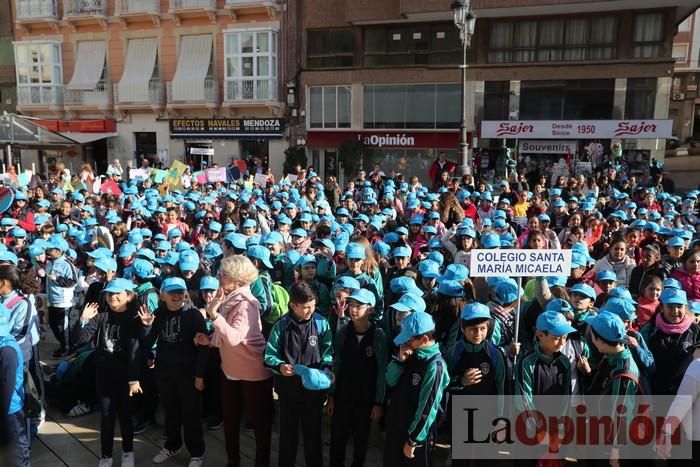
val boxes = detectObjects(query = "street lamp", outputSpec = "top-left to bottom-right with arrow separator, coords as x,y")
452,0 -> 476,176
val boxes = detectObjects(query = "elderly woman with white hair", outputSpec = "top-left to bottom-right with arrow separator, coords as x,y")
197,255 -> 273,467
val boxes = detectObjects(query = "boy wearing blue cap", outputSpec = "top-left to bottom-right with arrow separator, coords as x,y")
328,288 -> 388,467
46,235 -> 78,358
594,270 -> 618,309
385,311 -> 450,467
297,254 -> 331,317
264,282 -> 334,467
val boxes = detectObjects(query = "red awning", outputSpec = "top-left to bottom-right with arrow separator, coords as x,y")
307,130 -> 466,149
34,119 -> 116,133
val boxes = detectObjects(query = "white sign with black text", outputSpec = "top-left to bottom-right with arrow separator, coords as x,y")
481,120 -> 672,140
518,140 -> 577,154
469,249 -> 572,277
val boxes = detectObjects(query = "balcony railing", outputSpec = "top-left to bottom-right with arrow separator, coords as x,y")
169,0 -> 216,10
64,84 -> 112,107
114,79 -> 164,106
63,0 -> 107,17
115,0 -> 160,15
17,84 -> 64,106
16,0 -> 58,19
167,79 -> 218,104
225,78 -> 277,102
225,0 -> 275,5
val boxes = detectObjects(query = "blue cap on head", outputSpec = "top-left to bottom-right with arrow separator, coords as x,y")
296,254 -> 317,267
481,233 -> 501,249
392,246 -> 412,258
292,364 -> 332,391
132,259 -> 155,279
372,240 -> 391,257
494,280 -> 520,305
48,235 -> 69,253
94,257 -> 117,273
536,311 -> 577,336
439,263 -> 469,282
545,298 -> 574,315
203,242 -> 223,259
247,245 -> 273,269
104,278 -> 136,294
389,276 -> 422,295
346,243 -> 366,260
200,276 -> 220,291
608,287 -> 637,304
595,270 -> 617,282
0,251 -> 18,265
127,231 -> 144,245
11,227 -> 26,238
585,313 -> 627,344
264,232 -> 284,245
660,288 -> 688,305
168,228 -> 183,238
118,242 -> 137,258
460,302 -> 491,321
688,301 -> 700,316
437,280 -> 464,297
391,293 -> 426,313
570,283 -> 596,300
348,289 -> 377,307
602,298 -> 637,321
335,276 -> 361,290
668,237 -> 685,248
178,250 -> 200,272
393,311 -> 435,345
225,233 -> 248,250
663,278 -> 682,290
418,260 -> 440,279
160,277 -> 188,293
209,221 -> 222,233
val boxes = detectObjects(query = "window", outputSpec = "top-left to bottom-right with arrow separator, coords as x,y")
363,23 -> 462,67
678,17 -> 691,32
483,81 -> 510,120
307,29 -> 353,68
224,30 -> 277,101
14,42 -> 62,85
672,44 -> 688,62
625,78 -> 657,119
632,13 -> 665,58
363,84 -> 460,129
309,86 -> 351,128
520,80 -> 614,120
488,16 -> 617,63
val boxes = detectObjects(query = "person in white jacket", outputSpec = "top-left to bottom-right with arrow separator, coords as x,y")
656,342 -> 700,464
592,235 -> 636,289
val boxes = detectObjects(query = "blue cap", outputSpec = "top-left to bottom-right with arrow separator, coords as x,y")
570,283 -> 596,300
209,221 -> 222,233
595,270 -> 617,282
547,276 -> 567,288
585,313 -> 627,343
689,302 -> 700,316
602,298 -> 637,321
94,257 -> 117,273
392,246 -> 412,258
390,293 -> 426,313
460,302 -> 491,321
155,240 -> 171,252
103,278 -> 136,294
394,311 -> 435,345
168,228 -> 183,238
418,260 -> 441,279
668,237 -> 685,248
132,259 -> 155,279
118,242 -> 136,258
48,236 -> 69,252
247,245 -> 273,269
178,250 -> 200,272
264,232 -> 284,245
335,276 -> 361,290
481,233 -> 501,249
127,231 -> 143,245
346,243 -> 366,260
494,280 -> 520,305
226,233 -> 248,250
242,219 -> 257,230
296,254 -> 317,267
536,311 -> 577,336
663,278 -> 682,290
291,228 -> 307,238
390,276 -> 422,295
348,289 -> 376,307
545,298 -> 574,315
11,227 -> 26,238
203,242 -> 223,259
160,277 -> 188,293
538,214 -> 551,223
292,364 -> 332,391
608,287 -> 637,304
200,276 -> 220,291
0,251 -> 18,265
660,288 -> 688,305
437,280 -> 464,297
372,240 -> 391,257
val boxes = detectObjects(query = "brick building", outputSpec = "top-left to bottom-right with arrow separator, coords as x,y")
284,0 -> 700,183
670,9 -> 700,142
9,0 -> 287,177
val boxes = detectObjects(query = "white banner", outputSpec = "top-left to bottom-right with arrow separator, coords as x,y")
481,120 -> 672,140
469,249 -> 572,277
518,140 -> 577,154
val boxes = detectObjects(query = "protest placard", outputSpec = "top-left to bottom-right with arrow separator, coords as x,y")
206,167 -> 228,183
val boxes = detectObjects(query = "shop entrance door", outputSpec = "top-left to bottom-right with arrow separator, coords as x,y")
134,132 -> 157,167
186,143 -> 214,171
240,139 -> 269,173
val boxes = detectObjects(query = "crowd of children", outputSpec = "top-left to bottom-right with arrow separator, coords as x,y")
0,161 -> 699,467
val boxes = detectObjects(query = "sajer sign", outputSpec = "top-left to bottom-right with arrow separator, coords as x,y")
481,120 -> 672,140
469,249 -> 572,277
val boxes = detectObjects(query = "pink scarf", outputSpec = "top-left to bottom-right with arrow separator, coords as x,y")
655,312 -> 693,335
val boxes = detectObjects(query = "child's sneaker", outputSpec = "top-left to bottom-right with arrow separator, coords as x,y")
121,451 -> 135,467
188,456 -> 205,467
97,457 -> 112,467
152,448 -> 180,464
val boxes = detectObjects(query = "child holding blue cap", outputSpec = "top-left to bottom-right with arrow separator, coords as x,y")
385,311 -> 449,467
328,288 -> 388,467
264,282 -> 334,467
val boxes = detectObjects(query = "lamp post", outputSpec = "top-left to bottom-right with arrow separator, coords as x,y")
452,0 -> 476,176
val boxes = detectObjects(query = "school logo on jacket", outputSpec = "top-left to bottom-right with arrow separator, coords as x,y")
412,373 -> 421,386
479,362 -> 490,376
308,335 -> 318,347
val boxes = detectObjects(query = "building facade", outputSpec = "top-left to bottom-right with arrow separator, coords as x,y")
670,9 -> 700,142
0,1 -> 17,116
285,0 -> 699,184
10,0 -> 287,177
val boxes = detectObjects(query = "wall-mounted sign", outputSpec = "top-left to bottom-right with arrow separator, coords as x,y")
518,140 -> 577,154
169,118 -> 285,138
307,130 -> 466,149
481,120 -> 672,140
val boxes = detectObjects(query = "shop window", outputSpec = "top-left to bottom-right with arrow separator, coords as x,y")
309,86 -> 351,128
307,29 -> 354,69
363,84 -> 460,129
625,78 -> 657,119
632,13 -> 665,58
363,23 -> 463,67
487,16 -> 617,63
520,79 -> 614,120
483,81 -> 510,120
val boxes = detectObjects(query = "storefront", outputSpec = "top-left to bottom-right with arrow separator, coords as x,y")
169,118 -> 287,174
479,119 -> 673,180
307,130 -> 465,183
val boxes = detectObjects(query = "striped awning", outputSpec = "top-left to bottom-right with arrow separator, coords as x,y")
117,38 -> 158,103
170,35 -> 213,101
66,41 -> 106,90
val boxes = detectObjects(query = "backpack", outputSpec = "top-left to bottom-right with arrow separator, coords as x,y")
259,273 -> 289,326
137,286 -> 159,311
6,293 -> 34,362
451,338 -> 511,394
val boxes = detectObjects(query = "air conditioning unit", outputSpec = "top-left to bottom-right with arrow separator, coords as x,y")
672,92 -> 686,101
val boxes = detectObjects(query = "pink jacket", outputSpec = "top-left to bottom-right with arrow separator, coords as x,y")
671,268 -> 700,302
211,286 -> 272,381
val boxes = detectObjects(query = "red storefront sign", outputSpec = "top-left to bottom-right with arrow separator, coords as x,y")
307,130 -> 466,149
35,119 -> 116,133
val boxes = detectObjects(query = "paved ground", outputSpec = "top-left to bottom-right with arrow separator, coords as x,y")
31,337 -> 451,466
